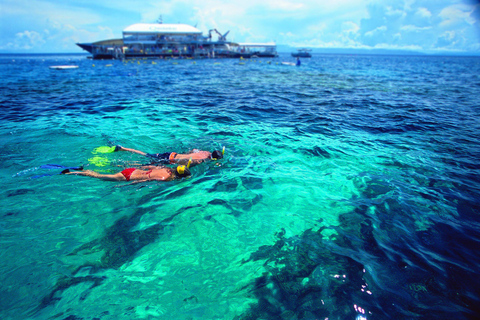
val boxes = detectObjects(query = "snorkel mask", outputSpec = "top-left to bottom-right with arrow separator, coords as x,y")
211,146 -> 225,160
176,158 -> 192,177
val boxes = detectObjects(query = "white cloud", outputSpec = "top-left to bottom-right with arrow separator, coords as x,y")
342,21 -> 360,34
14,31 -> 45,50
364,25 -> 387,37
416,7 -> 432,18
289,38 -> 369,49
0,21 -> 115,52
374,43 -> 423,51
279,32 -> 295,37
403,0 -> 415,12
306,22 -> 328,34
439,4 -> 476,27
235,24 -> 254,38
400,25 -> 432,32
0,30 -> 44,51
441,30 -> 456,41
1,0 -> 104,26
264,0 -> 304,11
312,0 -> 373,14
385,6 -> 406,17
373,43 -> 422,51
435,30 -> 460,49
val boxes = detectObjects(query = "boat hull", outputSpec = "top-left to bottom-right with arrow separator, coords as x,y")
291,53 -> 312,58
77,42 -> 278,60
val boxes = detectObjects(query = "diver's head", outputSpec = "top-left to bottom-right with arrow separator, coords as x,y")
211,150 -> 223,160
175,165 -> 191,178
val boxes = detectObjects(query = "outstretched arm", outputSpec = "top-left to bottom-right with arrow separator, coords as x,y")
65,170 -> 125,181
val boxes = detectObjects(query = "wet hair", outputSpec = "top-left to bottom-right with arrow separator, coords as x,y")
174,165 -> 191,179
212,150 -> 223,159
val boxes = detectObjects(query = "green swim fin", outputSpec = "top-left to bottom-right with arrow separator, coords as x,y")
93,145 -> 120,154
88,156 -> 111,167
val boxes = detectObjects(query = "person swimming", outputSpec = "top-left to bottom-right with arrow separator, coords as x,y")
62,165 -> 191,182
113,145 -> 224,166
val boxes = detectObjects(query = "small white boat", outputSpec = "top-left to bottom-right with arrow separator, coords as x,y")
291,49 -> 312,58
49,65 -> 79,70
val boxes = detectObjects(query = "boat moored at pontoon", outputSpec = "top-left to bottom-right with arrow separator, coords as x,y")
77,23 -> 278,60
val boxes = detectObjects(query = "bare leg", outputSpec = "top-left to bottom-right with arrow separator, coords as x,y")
66,170 -> 126,181
117,146 -> 147,156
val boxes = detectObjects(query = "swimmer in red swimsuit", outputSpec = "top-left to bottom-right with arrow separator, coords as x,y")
63,165 -> 190,182
114,145 -> 224,166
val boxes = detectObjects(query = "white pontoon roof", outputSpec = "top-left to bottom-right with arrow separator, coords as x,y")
123,23 -> 202,35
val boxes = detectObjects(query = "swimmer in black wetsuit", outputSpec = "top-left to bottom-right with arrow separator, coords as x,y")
114,145 -> 224,166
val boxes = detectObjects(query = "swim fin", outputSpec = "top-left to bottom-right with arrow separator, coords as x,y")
88,156 -> 110,167
92,145 -> 121,154
40,164 -> 84,170
31,165 -> 83,179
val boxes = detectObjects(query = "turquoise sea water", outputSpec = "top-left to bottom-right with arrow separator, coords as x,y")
1,53 -> 480,319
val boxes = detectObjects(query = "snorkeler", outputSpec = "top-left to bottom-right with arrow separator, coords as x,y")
112,145 -> 224,166
62,164 -> 190,182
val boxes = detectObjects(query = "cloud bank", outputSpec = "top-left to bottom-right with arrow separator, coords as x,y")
0,0 -> 479,53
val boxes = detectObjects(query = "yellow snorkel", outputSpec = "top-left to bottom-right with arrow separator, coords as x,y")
222,146 -> 225,157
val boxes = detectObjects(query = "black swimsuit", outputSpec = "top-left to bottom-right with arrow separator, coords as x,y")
147,152 -> 173,164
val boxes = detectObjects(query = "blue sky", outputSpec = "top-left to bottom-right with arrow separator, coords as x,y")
1,0 -> 479,54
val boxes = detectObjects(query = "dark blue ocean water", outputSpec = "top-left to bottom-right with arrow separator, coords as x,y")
1,53 -> 480,320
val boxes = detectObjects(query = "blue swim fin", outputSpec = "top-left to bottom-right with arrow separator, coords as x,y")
40,164 -> 83,170
31,165 -> 83,179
